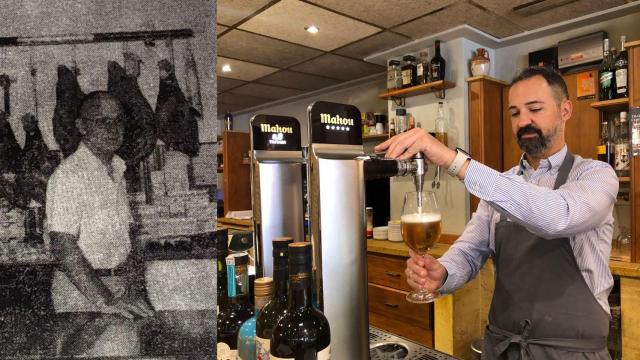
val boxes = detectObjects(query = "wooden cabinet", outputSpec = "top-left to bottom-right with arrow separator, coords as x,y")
221,131 -> 251,216
367,252 -> 433,347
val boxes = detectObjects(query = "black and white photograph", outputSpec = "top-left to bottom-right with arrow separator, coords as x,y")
0,1 -> 218,358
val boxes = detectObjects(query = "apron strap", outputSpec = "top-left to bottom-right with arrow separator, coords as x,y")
487,322 -> 607,359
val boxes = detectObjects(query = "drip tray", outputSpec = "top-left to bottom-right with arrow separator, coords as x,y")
369,327 -> 459,360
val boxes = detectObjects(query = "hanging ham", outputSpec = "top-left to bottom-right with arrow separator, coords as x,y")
52,65 -> 84,158
155,59 -> 199,157
107,60 -> 156,165
19,113 -> 59,205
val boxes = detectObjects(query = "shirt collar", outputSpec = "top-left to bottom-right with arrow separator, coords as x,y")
76,142 -> 127,180
518,145 -> 568,174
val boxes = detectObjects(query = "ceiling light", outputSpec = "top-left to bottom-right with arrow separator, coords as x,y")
305,25 -> 319,34
222,64 -> 232,72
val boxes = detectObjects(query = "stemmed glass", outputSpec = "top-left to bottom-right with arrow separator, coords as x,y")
401,191 -> 442,303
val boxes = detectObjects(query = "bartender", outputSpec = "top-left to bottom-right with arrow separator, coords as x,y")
376,66 -> 617,359
46,91 -> 153,319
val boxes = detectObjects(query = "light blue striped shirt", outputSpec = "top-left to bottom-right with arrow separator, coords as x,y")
439,145 -> 618,314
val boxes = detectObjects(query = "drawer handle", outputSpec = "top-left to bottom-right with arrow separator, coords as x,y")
384,271 -> 401,278
384,302 -> 399,309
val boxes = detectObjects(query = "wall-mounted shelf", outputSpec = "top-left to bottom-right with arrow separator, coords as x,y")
590,97 -> 629,112
378,80 -> 455,106
619,176 -> 631,183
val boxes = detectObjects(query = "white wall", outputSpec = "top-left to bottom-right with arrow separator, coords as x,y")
228,77 -> 387,145
1,0 -> 217,149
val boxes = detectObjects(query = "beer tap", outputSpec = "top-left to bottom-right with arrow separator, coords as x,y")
413,152 -> 426,209
362,152 -> 428,201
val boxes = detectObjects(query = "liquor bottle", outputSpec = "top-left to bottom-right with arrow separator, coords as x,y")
416,51 -> 430,84
615,112 -> 630,177
217,252 -> 254,356
401,55 -> 417,88
430,40 -> 446,82
224,111 -> 233,131
256,237 -> 294,359
631,108 -> 640,156
389,118 -> 396,137
395,108 -> 407,134
597,119 -> 614,167
387,60 -> 402,91
599,38 -> 616,101
238,277 -> 274,360
270,242 -> 330,359
435,102 -> 448,146
615,35 -> 629,98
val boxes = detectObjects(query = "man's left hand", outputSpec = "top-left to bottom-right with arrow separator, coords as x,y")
374,128 -> 456,167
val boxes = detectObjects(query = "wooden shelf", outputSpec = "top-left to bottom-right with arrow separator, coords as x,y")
378,80 -> 455,100
363,133 -> 389,141
619,176 -> 631,183
590,98 -> 629,112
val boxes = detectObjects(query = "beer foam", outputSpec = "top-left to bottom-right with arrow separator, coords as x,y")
401,213 -> 441,223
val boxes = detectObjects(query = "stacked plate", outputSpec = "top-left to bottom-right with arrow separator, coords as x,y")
373,226 -> 388,240
387,220 -> 403,242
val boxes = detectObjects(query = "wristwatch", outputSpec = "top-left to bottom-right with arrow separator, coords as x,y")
447,148 -> 471,177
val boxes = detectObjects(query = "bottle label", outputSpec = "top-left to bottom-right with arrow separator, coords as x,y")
417,64 -> 424,77
632,120 -> 640,156
256,336 -> 270,360
596,144 -> 606,155
615,143 -> 630,171
616,69 -> 627,93
217,342 -> 238,360
271,346 -> 330,360
600,72 -> 613,88
402,70 -> 411,85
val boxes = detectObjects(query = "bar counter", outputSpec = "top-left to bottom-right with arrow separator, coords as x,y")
0,309 -> 215,359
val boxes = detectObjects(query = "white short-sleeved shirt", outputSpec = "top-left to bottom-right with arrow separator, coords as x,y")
46,143 -> 132,269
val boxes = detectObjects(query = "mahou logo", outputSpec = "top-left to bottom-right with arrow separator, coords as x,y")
319,113 -> 354,126
260,123 -> 293,133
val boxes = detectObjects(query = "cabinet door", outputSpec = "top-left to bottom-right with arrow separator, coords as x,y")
502,70 -> 600,169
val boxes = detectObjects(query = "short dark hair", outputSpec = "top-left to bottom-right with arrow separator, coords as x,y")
79,91 -> 121,120
511,66 -> 569,104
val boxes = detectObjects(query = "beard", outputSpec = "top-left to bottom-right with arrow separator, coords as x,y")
517,124 -> 552,157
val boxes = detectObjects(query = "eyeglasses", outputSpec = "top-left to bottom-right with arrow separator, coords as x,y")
82,115 -> 124,127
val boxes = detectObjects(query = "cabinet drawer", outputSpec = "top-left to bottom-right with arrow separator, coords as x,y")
368,283 -> 431,330
368,253 -> 411,292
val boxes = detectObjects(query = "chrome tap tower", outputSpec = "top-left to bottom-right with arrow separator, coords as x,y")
250,115 -> 305,278
306,101 -> 426,359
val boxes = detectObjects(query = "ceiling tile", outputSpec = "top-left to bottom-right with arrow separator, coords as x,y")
307,0 -> 456,28
473,0 -> 626,31
218,76 -> 247,92
217,24 -> 229,34
255,70 -> 342,91
290,54 -> 385,81
218,29 -> 323,68
393,2 -> 524,39
217,0 -> 272,26
230,83 -> 305,100
217,56 -> 279,81
218,92 -> 271,107
334,31 -> 411,59
239,0 -> 381,51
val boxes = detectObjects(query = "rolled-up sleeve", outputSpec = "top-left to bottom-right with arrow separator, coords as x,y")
46,170 -> 82,236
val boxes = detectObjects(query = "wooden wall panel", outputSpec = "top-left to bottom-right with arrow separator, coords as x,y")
223,131 -> 251,215
562,71 -> 600,160
630,44 -> 639,263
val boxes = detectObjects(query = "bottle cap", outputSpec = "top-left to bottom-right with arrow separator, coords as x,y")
288,242 -> 312,264
621,112 -> 628,121
254,277 -> 274,298
396,108 -> 406,116
273,237 -> 294,257
226,252 -> 248,266
402,55 -> 416,62
388,60 -> 400,66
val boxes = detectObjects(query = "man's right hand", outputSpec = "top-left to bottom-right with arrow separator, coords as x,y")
405,250 -> 447,291
98,296 -> 154,319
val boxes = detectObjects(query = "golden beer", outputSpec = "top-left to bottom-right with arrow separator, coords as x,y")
401,213 -> 442,253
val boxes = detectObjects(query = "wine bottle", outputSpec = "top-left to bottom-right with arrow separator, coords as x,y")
217,252 -> 254,357
615,35 -> 628,98
430,40 -> 446,82
615,112 -> 630,177
256,237 -> 294,359
599,38 -> 616,101
597,119 -> 614,168
238,277 -> 274,360
270,242 -> 330,359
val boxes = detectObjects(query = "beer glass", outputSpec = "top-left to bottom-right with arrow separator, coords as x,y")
401,191 -> 442,303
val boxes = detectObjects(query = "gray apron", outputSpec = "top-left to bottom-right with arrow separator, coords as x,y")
482,152 -> 611,360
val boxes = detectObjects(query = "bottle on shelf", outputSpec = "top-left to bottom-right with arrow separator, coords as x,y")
270,242 -> 331,359
387,60 -> 402,91
597,119 -> 615,168
435,102 -> 448,146
395,108 -> 407,134
256,237 -> 294,359
631,108 -> 640,157
615,35 -> 629,99
401,55 -> 417,88
238,277 -> 274,360
361,112 -> 369,138
217,252 -> 254,356
417,50 -> 430,85
614,111 -> 630,177
430,40 -> 446,82
389,118 -> 396,137
224,111 -> 234,131
599,38 -> 616,101
408,115 -> 415,130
